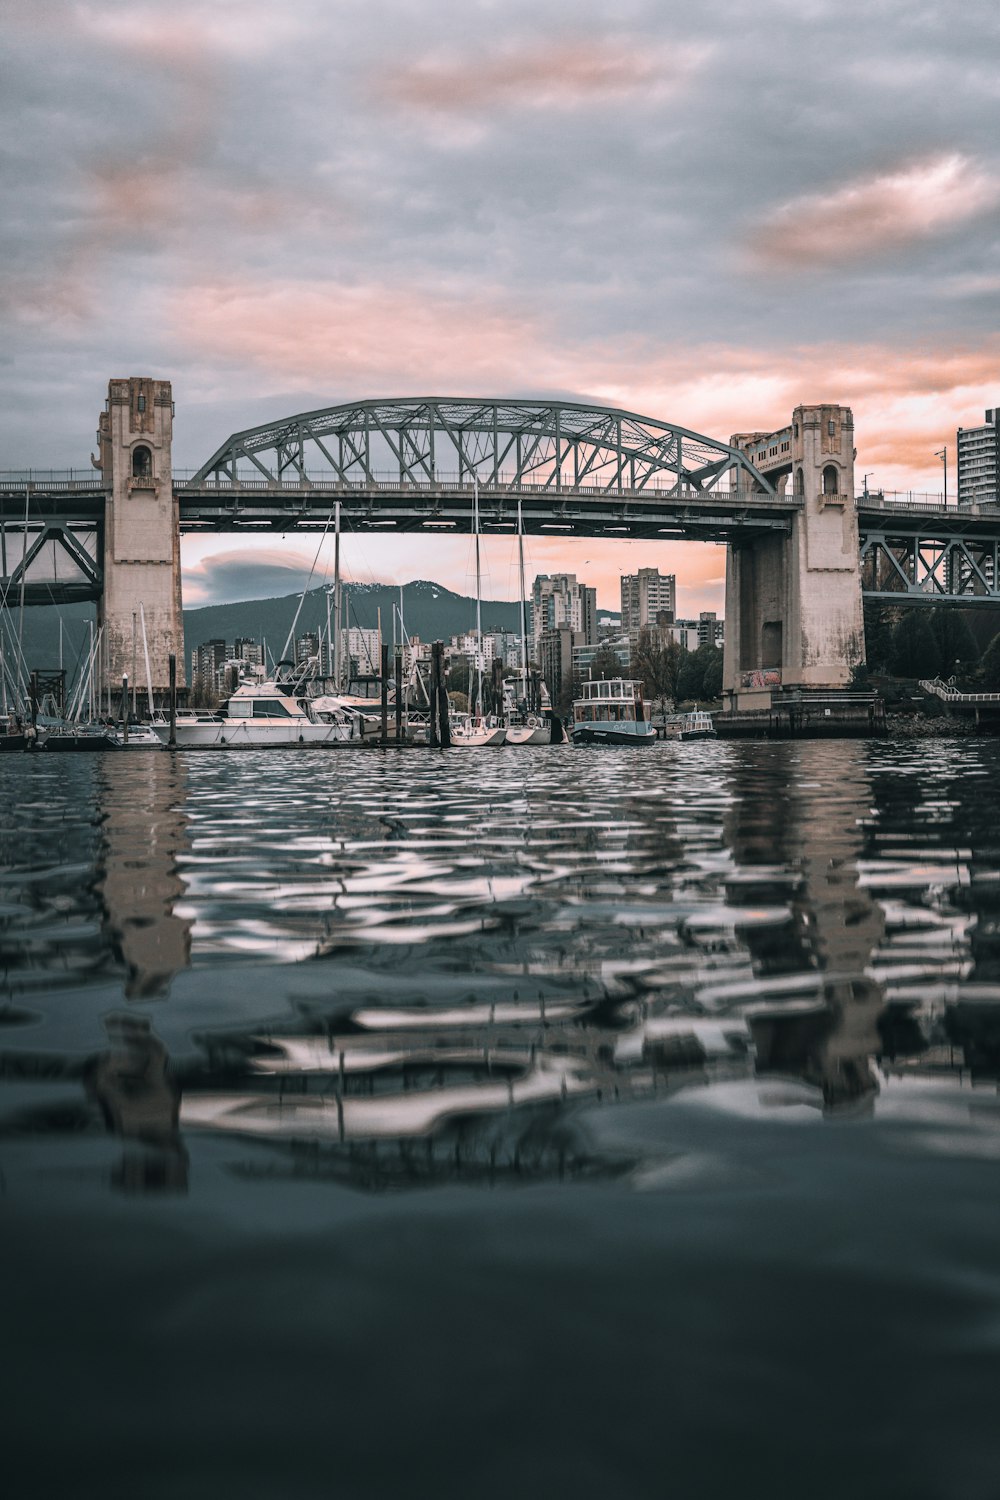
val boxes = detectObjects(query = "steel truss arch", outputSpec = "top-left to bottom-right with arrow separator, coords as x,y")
188,397 -> 775,496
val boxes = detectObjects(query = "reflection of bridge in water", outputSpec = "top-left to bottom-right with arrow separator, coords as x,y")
7,381 -> 1000,714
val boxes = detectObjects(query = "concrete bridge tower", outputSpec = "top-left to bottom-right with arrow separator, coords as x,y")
724,403 -> 865,707
95,378 -> 185,703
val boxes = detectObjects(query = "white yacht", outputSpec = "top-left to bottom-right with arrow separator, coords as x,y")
570,679 -> 658,745
151,680 -> 357,748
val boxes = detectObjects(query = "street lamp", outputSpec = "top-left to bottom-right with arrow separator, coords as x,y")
935,447 -> 947,507
862,472 -> 872,500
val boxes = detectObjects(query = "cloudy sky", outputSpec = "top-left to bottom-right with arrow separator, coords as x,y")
3,0 -> 999,611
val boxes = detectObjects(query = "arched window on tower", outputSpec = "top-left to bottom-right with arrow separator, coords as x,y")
794,467 -> 804,495
822,464 -> 839,494
132,445 -> 152,479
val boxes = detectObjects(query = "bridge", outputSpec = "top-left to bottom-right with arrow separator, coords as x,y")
2,380 -> 999,707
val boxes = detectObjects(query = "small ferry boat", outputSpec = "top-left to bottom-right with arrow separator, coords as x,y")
570,679 -> 657,746
150,680 -> 357,748
662,710 -> 717,742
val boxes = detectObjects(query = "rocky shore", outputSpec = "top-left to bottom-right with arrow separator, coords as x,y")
885,711 -> 976,738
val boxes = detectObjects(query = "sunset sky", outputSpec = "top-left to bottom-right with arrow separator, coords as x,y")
2,0 -> 999,613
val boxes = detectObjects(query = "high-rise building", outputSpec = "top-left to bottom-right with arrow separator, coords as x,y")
530,574 -> 597,656
345,626 -> 381,679
958,409 -> 1000,506
233,637 -> 261,666
295,631 -> 320,666
192,639 -> 227,694
539,624 -> 580,710
698,612 -> 722,649
620,568 -> 676,633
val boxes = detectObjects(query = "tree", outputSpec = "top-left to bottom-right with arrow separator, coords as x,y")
557,673 -> 581,719
930,607 -> 979,675
702,652 -> 724,700
445,661 -> 474,699
980,632 -> 1000,691
631,628 -> 682,704
589,644 -> 624,680
889,611 -> 941,679
863,601 -> 895,673
675,643 -> 724,703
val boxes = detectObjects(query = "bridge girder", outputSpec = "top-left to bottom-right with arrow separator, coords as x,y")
860,527 -> 1000,606
0,520 -> 103,607
187,397 -> 776,497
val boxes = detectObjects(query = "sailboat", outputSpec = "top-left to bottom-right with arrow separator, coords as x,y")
505,497 -> 550,746
451,478 -> 506,747
109,604 -> 163,748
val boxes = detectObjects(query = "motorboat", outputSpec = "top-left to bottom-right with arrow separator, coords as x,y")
570,679 -> 658,745
150,680 -> 357,748
108,721 -> 164,750
451,714 -> 507,747
662,710 -> 716,741
43,722 -> 120,752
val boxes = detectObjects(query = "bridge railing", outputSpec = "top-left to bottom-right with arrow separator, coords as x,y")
171,471 -> 795,504
0,470 -> 107,491
919,678 -> 1000,704
856,492 -> 1000,514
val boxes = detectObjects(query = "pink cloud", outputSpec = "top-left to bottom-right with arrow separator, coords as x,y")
379,38 -> 710,114
748,153 -> 1000,270
169,279 -> 556,389
170,274 -> 1000,495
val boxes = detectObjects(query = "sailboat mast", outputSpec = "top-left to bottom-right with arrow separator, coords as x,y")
333,500 -> 341,690
17,489 -> 29,711
474,476 -> 483,717
139,603 -> 154,718
517,497 -> 528,705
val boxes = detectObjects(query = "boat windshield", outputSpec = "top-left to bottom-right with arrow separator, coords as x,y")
226,698 -> 298,719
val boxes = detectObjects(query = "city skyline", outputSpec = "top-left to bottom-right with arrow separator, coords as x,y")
180,535 -> 725,616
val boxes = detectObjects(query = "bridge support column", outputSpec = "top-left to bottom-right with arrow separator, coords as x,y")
96,378 -> 185,704
724,404 -> 864,707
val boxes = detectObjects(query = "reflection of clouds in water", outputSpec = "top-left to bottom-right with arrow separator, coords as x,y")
4,739 -> 1000,1194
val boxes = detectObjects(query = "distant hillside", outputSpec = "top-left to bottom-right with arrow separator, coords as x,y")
11,580 -> 523,683
182,579 -> 522,660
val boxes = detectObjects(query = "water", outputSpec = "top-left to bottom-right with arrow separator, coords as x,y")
4,740 -> 1000,1498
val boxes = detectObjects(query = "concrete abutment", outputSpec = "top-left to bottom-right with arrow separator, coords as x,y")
724,404 -> 865,709
96,378 -> 185,700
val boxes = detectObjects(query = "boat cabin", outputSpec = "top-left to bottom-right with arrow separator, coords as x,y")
222,683 -> 310,721
574,679 -> 646,724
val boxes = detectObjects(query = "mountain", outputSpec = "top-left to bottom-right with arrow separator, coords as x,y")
182,579 -> 523,659
9,580 -> 524,683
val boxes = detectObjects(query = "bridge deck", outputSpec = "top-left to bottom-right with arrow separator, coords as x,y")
5,476 -> 1000,606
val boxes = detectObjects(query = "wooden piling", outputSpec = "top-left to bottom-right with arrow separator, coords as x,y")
380,642 -> 389,745
435,640 -> 451,747
168,654 -> 177,747
428,642 -> 440,748
394,646 -> 403,742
